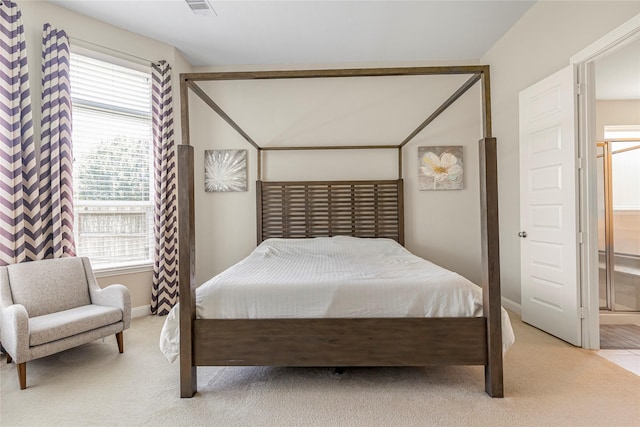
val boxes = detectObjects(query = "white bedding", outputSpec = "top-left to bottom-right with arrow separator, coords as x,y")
160,236 -> 515,362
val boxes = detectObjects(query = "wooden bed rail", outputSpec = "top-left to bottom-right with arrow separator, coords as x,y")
192,318 -> 488,367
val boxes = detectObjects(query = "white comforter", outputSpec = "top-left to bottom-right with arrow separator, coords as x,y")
160,236 -> 515,362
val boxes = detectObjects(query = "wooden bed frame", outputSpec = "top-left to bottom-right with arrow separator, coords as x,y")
177,66 -> 503,398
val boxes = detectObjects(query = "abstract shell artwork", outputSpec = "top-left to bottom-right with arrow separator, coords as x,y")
418,146 -> 464,190
204,149 -> 248,192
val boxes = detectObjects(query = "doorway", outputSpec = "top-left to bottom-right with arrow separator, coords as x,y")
572,14 -> 640,349
593,41 -> 640,350
575,19 -> 640,350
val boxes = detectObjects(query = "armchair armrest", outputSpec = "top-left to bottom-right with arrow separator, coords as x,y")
1,304 -> 30,363
90,285 -> 131,329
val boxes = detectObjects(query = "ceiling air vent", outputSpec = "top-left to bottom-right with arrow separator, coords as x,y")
185,0 -> 216,16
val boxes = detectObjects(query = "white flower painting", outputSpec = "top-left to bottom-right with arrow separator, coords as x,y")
204,149 -> 247,192
418,146 -> 464,190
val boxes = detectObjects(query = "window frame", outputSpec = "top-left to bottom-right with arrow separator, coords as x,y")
70,47 -> 155,274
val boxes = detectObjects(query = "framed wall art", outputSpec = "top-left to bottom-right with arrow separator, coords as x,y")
418,146 -> 464,190
204,149 -> 247,192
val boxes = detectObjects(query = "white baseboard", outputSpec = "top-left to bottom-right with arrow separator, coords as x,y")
500,298 -> 639,325
600,312 -> 640,326
501,297 -> 521,316
132,305 -> 151,318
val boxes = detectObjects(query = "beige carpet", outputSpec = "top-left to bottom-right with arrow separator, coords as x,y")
1,313 -> 639,427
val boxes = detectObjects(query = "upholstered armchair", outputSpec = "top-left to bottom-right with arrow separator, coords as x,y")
0,257 -> 131,390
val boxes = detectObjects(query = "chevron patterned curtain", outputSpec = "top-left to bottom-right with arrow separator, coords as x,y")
0,1 -> 42,266
151,61 -> 178,315
39,23 -> 76,259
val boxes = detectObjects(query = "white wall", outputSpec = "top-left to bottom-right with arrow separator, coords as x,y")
18,0 -> 640,308
596,100 -> 640,140
18,1 -> 193,308
190,2 -> 640,298
481,1 -> 640,304
188,66 -> 486,286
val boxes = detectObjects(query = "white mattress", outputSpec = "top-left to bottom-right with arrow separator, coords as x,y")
160,236 -> 515,362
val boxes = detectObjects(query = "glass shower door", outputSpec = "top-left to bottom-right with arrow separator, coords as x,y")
599,139 -> 640,312
610,140 -> 640,311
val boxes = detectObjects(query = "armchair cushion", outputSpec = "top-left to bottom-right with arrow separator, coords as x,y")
7,257 -> 91,317
29,305 -> 123,346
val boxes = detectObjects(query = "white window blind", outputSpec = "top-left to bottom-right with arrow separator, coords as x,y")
70,52 -> 154,270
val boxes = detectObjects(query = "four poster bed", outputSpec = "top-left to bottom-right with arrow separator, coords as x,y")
166,66 -> 510,398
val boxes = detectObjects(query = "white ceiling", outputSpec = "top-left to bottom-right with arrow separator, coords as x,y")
47,0 -> 535,67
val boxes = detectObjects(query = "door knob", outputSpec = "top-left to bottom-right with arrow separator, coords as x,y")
518,231 -> 527,238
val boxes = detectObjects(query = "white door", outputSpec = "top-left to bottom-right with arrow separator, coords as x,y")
519,65 -> 581,346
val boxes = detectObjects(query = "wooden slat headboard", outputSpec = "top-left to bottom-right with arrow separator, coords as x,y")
257,179 -> 404,245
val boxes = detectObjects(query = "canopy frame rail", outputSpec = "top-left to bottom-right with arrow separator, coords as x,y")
180,66 -> 492,180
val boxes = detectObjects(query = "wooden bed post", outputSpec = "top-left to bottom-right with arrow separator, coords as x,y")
479,136 -> 503,398
479,66 -> 503,398
256,181 -> 263,244
178,144 -> 197,397
397,179 -> 405,246
178,75 -> 197,398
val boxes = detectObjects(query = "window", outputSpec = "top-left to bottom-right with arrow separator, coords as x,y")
70,52 -> 154,271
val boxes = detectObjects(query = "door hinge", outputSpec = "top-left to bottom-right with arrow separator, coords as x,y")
577,157 -> 584,170
578,231 -> 583,244
576,83 -> 582,95
579,307 -> 585,319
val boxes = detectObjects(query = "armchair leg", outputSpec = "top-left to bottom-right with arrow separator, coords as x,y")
17,362 -> 26,390
6,353 -> 12,364
116,331 -> 124,353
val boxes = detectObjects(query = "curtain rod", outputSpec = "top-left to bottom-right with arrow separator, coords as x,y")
68,36 -> 154,67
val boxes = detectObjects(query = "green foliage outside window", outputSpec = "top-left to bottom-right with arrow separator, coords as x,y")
76,136 -> 150,202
